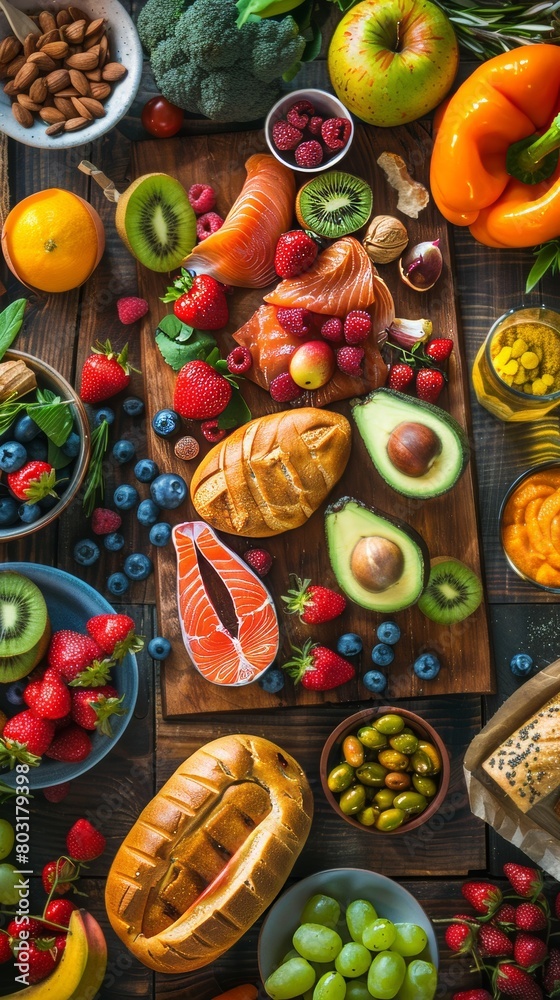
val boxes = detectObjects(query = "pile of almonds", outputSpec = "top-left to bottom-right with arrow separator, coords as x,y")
0,5 -> 127,136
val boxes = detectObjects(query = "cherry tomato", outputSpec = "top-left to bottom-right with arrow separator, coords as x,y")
141,96 -> 184,138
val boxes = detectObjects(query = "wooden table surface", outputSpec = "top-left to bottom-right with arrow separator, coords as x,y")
2,4 -> 560,998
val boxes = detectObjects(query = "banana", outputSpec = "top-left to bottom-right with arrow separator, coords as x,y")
3,908 -> 107,1000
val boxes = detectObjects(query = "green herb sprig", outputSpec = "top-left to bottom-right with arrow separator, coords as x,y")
526,240 -> 560,293
82,417 -> 110,517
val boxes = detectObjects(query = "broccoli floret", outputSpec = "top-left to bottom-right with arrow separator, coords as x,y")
150,36 -> 189,79
247,15 -> 305,85
175,0 -> 244,71
198,69 -> 281,121
136,0 -> 189,53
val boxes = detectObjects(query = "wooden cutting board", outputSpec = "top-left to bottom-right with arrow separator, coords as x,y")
132,122 -> 495,718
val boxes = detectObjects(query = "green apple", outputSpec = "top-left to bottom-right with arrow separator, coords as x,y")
328,0 -> 459,128
289,341 -> 335,389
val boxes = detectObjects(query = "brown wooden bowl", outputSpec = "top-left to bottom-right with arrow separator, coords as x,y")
320,706 -> 450,835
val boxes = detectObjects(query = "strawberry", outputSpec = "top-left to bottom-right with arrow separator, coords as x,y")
71,685 -> 124,736
7,461 -> 57,503
162,270 -> 228,330
416,368 -> 446,403
23,939 -> 57,984
42,899 -> 77,930
282,576 -> 346,624
452,992 -> 493,1000
47,630 -> 110,685
295,140 -> 323,169
504,862 -> 543,900
0,933 -> 12,964
425,337 -> 454,362
277,307 -> 312,337
461,881 -> 502,916
243,549 -> 273,577
444,921 -> 475,954
321,116 -> 352,150
343,310 -> 371,345
196,211 -> 224,241
7,917 -> 45,939
492,903 -> 517,928
188,183 -> 216,214
24,668 -> 71,720
45,726 -> 91,763
41,858 -> 78,895
116,297 -> 148,325
79,341 -> 134,404
174,360 -> 232,420
515,902 -> 548,932
54,935 -> 66,959
283,641 -> 355,691
86,613 -> 143,659
543,947 -> 560,994
320,317 -> 344,343
271,120 -> 302,150
286,99 -> 315,129
478,924 -> 513,958
200,419 -> 227,443
0,710 -> 55,764
66,818 -> 106,862
335,346 -> 364,376
269,372 -> 303,402
43,782 -> 71,803
91,508 -> 122,535
495,962 -> 543,998
388,363 -> 414,391
513,932 -> 547,968
274,231 -> 318,279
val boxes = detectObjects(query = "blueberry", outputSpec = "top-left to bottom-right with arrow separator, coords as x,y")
5,680 -> 25,706
362,670 -> 387,693
61,432 -> 81,458
26,437 -> 48,462
510,652 -> 534,678
93,407 -> 115,427
376,621 -> 401,646
0,497 -> 18,526
152,409 -> 180,438
113,484 -> 139,511
147,637 -> 171,661
336,633 -> 363,657
18,503 -> 42,524
0,441 -> 27,472
137,499 -> 160,526
371,643 -> 395,667
112,439 -> 136,464
258,667 -> 285,693
149,522 -> 172,547
134,459 -> 159,484
150,473 -> 187,510
73,538 -> 100,566
13,415 -> 40,443
103,532 -> 125,552
124,553 -> 153,581
107,572 -> 129,596
122,396 -> 145,417
413,652 -> 441,681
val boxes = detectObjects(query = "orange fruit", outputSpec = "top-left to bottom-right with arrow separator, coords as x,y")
1,188 -> 105,293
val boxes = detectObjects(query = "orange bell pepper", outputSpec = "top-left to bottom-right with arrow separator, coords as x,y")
430,44 -> 560,248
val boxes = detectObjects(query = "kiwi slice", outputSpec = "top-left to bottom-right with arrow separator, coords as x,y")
418,557 -> 483,625
0,572 -> 48,657
0,623 -> 51,683
116,173 -> 197,273
295,171 -> 373,238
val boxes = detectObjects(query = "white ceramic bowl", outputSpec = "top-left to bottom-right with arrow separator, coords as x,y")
258,867 -> 438,984
265,88 -> 354,174
0,0 -> 143,148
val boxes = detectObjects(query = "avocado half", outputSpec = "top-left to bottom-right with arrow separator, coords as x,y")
350,388 -> 470,499
325,497 -> 430,612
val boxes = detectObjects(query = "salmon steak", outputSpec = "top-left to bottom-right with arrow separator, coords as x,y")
184,154 -> 295,288
263,236 -> 375,315
173,521 -> 279,686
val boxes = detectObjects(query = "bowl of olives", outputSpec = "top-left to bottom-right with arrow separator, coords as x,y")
320,707 -> 450,835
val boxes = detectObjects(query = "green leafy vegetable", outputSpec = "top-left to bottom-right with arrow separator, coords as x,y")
0,299 -> 26,362
155,320 -> 217,371
47,439 -> 72,470
217,392 -> 252,430
526,240 -> 560,293
82,418 -> 110,517
28,388 -> 73,447
0,399 -> 26,437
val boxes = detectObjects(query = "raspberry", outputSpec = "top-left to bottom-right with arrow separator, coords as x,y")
272,120 -> 302,151
320,317 -> 344,343
91,508 -> 122,535
277,307 -> 312,337
116,297 -> 148,325
43,782 -> 71,803
308,116 -> 323,135
336,346 -> 364,376
321,117 -> 352,151
188,183 -> 216,214
286,99 -> 315,129
201,420 -> 227,443
295,140 -> 323,168
269,372 -> 304,402
244,548 -> 273,577
226,346 -> 252,374
196,212 -> 224,242
344,310 -> 372,344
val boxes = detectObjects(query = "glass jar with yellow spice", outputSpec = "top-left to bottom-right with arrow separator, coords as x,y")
472,306 -> 560,422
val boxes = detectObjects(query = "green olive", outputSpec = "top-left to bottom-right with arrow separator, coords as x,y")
357,726 -> 388,749
418,741 -> 442,774
339,784 -> 367,815
385,771 -> 411,792
378,749 -> 409,772
412,775 -> 438,798
375,807 -> 406,831
410,750 -> 434,776
342,735 -> 365,768
374,714 -> 405,735
328,762 -> 355,793
392,791 -> 428,815
357,805 -> 379,826
389,732 -> 419,754
356,762 -> 388,787
374,788 -> 396,810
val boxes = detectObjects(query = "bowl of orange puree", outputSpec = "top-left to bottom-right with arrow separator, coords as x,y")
501,462 -> 560,591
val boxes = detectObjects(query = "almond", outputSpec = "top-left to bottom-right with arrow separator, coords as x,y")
39,106 -> 66,123
27,51 -> 56,72
29,76 -> 47,104
46,69 -> 70,93
42,41 -> 69,60
98,35 -> 108,67
71,95 -> 92,119
6,54 -> 26,77
17,93 -> 41,112
102,62 -> 126,82
68,69 -> 90,96
46,120 -> 65,135
53,96 -> 76,118
12,103 -> 33,127
3,80 -> 17,97
85,18 -> 105,38
13,62 -> 39,92
23,33 -> 36,59
56,10 -> 71,27
65,50 -> 98,70
0,37 -> 21,64
64,115 -> 88,131
0,62 -> 11,81
63,19 -> 86,44
38,11 -> 57,33
90,81 -> 110,100
84,68 -> 101,82
56,87 -> 80,97
84,30 -> 103,49
78,96 -> 105,118
36,29 -> 60,49
68,6 -> 90,23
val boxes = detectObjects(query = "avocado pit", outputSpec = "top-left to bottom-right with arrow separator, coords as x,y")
387,421 -> 442,478
350,535 -> 404,592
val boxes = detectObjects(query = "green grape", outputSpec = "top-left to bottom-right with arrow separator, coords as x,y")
293,924 -> 343,963
346,899 -> 377,943
390,923 -> 428,957
265,957 -> 316,1000
367,950 -> 406,999
362,918 -> 396,952
345,982 -> 371,1000
0,863 -> 19,906
301,894 -> 341,929
394,959 -> 437,1000
282,949 -> 300,963
335,942 -> 371,978
313,971 -> 347,1000
0,820 -> 14,861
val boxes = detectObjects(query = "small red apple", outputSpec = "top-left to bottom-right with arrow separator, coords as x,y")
289,341 -> 336,390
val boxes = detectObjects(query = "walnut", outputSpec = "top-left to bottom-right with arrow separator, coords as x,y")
363,215 -> 409,264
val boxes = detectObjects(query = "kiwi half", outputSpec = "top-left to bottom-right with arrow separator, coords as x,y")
0,572 -> 48,657
296,171 -> 373,238
418,557 -> 483,625
0,623 -> 51,683
115,173 -> 197,273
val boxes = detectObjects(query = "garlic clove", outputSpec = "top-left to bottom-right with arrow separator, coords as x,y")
399,240 -> 443,292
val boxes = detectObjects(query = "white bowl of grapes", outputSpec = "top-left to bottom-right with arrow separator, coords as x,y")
258,867 -> 438,1000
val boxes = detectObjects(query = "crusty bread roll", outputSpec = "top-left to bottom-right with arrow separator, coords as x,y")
104,735 -> 313,974
190,408 -> 351,537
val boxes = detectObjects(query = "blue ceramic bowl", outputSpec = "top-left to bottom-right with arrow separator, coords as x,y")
0,563 -> 139,789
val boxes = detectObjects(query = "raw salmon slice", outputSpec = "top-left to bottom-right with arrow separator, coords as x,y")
173,521 -> 279,686
264,236 -> 375,315
184,154 -> 295,288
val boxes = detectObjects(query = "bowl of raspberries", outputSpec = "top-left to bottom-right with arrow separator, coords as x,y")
266,88 -> 354,173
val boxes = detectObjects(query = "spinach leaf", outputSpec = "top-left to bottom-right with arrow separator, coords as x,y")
0,299 -> 26,362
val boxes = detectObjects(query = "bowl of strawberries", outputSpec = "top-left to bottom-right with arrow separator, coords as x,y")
0,562 -> 139,789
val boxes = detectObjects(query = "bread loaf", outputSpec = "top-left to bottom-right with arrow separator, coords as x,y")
104,735 -> 313,973
190,408 -> 351,537
482,692 -> 560,812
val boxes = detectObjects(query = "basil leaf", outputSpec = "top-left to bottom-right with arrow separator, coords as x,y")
217,391 -> 251,430
156,314 -> 192,341
155,330 -> 217,371
28,391 -> 73,446
47,439 -> 72,470
526,242 -> 560,293
0,299 -> 26,362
